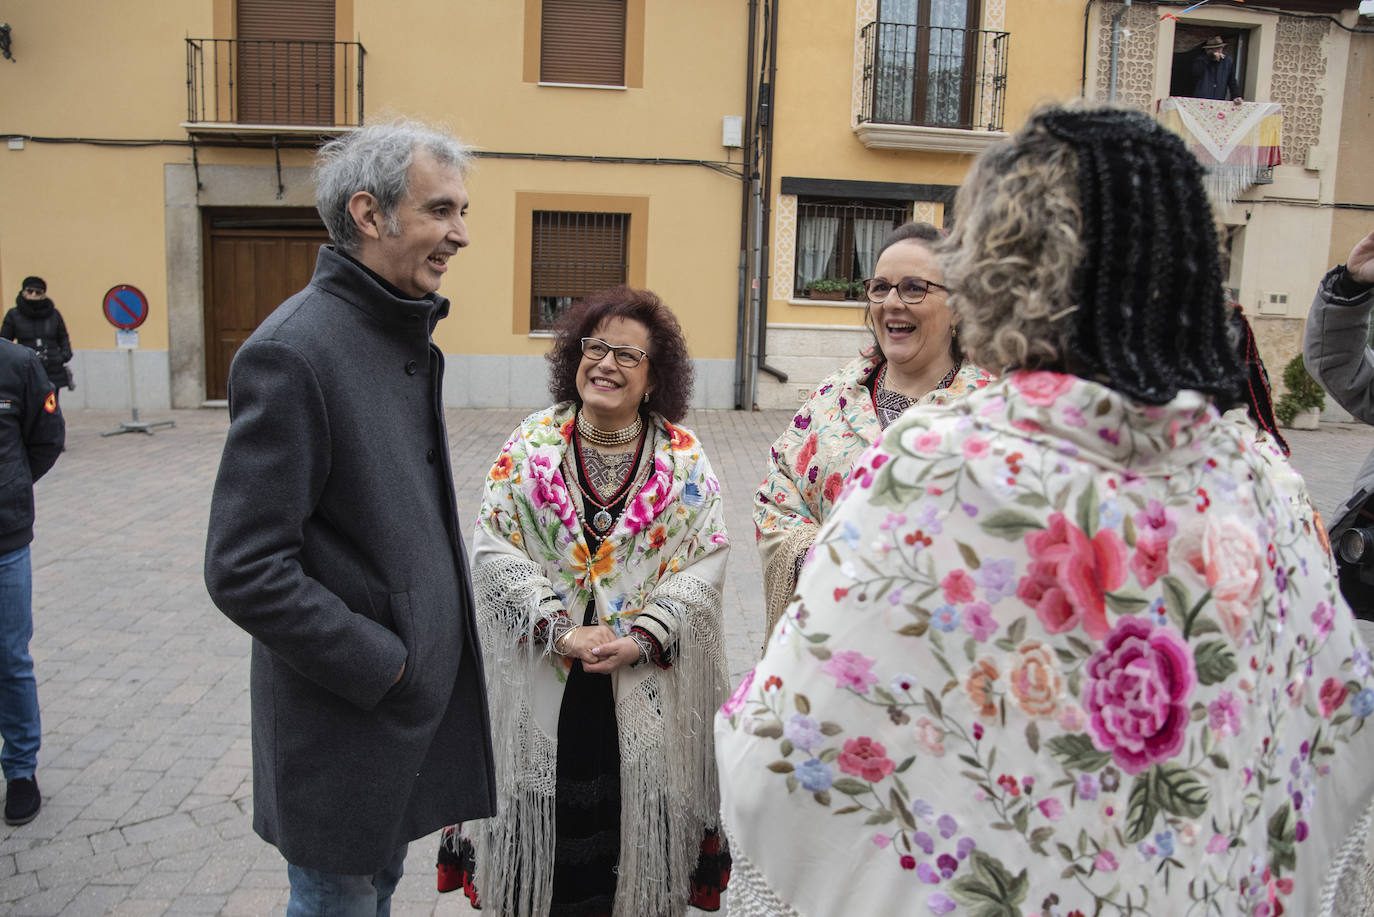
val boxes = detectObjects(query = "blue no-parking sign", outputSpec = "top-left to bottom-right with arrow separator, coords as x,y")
102,284 -> 149,330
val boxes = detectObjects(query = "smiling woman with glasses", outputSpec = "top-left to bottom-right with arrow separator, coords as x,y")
752,222 -> 993,640
438,285 -> 734,915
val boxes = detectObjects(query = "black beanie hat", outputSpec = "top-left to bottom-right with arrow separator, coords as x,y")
20,276 -> 46,294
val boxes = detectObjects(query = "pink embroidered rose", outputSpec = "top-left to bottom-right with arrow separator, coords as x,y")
823,471 -> 845,503
962,602 -> 997,641
913,717 -> 946,757
526,448 -> 577,529
962,436 -> 991,460
1017,513 -> 1127,639
794,432 -> 818,477
941,569 -> 977,605
1207,690 -> 1243,738
1094,850 -> 1120,872
1174,516 -> 1263,641
1038,798 -> 1065,821
1130,531 -> 1171,590
822,649 -> 879,694
1012,370 -> 1077,407
912,430 -> 943,453
965,658 -> 1000,718
1008,641 -> 1063,717
837,736 -> 896,783
720,668 -> 755,717
624,456 -> 675,534
1082,616 -> 1197,774
1319,677 -> 1349,717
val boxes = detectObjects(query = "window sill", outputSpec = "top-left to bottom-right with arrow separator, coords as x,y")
528,330 -> 556,339
537,81 -> 628,91
181,122 -> 356,136
853,122 -> 1009,153
787,298 -> 867,308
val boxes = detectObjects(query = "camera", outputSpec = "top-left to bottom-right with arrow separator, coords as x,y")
1330,487 -> 1374,620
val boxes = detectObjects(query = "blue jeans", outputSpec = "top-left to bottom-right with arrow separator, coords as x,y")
0,545 -> 38,781
286,844 -> 407,917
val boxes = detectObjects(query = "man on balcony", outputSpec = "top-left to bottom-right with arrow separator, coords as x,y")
1188,35 -> 1243,103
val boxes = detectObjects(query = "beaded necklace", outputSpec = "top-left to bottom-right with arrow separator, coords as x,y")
573,423 -> 648,535
575,411 -> 643,447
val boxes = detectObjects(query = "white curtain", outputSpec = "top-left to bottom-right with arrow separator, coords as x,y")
853,218 -> 888,280
797,215 -> 840,289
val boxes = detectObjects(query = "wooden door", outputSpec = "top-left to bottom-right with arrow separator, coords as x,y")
204,218 -> 329,400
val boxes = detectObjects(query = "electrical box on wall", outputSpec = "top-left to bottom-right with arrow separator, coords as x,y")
1258,291 -> 1290,315
722,116 -> 743,148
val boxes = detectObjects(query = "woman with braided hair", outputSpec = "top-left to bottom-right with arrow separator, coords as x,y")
716,102 -> 1374,916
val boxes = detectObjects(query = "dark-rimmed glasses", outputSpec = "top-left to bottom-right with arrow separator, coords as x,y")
862,277 -> 947,306
581,337 -> 649,368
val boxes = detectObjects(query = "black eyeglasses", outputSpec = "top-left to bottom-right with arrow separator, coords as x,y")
580,337 -> 649,368
862,277 -> 947,305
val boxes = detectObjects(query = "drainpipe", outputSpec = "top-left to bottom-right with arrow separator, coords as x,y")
1108,0 -> 1132,101
734,0 -> 760,409
755,0 -> 789,391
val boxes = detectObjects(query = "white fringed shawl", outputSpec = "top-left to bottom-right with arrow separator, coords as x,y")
470,403 -> 730,917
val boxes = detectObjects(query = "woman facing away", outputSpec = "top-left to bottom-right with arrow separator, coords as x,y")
716,103 -> 1374,916
445,287 -> 732,917
755,222 -> 993,637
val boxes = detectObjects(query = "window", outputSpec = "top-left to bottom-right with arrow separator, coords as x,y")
236,0 -> 336,125
873,0 -> 982,128
529,211 -> 630,331
540,0 -> 627,85
794,198 -> 909,300
1168,26 -> 1251,99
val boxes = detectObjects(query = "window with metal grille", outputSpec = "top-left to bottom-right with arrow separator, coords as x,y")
541,0 -> 627,85
794,198 -> 910,300
531,211 -> 630,332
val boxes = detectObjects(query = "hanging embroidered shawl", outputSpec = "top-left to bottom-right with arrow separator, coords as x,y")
1158,97 -> 1284,208
470,402 -> 731,917
755,354 -> 992,635
718,372 -> 1374,917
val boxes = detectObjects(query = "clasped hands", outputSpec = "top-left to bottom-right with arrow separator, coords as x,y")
559,623 -> 640,673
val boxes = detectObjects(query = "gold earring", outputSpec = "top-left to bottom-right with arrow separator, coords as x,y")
643,392 -> 650,403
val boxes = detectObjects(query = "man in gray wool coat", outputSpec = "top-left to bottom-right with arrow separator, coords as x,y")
204,120 -> 496,917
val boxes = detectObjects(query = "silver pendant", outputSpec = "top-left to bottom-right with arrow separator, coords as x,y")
593,509 -> 614,533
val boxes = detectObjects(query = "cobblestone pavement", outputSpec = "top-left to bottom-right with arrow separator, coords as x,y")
4,408 -> 1373,916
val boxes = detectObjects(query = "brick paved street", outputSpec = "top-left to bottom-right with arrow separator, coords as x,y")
3,407 -> 1373,916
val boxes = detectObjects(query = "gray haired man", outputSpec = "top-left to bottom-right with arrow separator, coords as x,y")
204,120 -> 496,916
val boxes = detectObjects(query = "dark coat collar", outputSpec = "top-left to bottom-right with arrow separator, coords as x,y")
312,245 -> 452,333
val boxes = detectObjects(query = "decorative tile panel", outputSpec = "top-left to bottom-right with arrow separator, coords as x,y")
852,0 -> 878,126
773,194 -> 798,301
1270,16 -> 1327,163
1092,1 -> 1159,111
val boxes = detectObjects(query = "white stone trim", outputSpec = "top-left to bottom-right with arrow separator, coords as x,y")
854,122 -> 1010,152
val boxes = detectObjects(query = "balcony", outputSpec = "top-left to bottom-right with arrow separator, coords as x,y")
856,21 -> 1009,153
184,38 -> 365,134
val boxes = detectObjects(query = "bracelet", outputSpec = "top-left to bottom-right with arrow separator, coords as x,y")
554,624 -> 581,655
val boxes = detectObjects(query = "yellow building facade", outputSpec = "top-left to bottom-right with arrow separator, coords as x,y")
1,1 -> 1368,412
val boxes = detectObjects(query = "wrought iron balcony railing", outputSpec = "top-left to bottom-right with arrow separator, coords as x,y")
186,38 -> 365,128
859,21 -> 1008,132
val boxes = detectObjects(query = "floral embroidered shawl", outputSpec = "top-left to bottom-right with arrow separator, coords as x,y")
755,353 -> 992,634
717,371 -> 1374,917
470,402 -> 731,917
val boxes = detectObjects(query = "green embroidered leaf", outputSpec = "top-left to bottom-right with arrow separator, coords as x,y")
820,721 -> 844,736
1104,590 -> 1149,615
794,693 -> 811,715
1046,733 -> 1113,772
1054,646 -> 1077,664
947,850 -> 1030,917
1190,702 -> 1208,722
964,636 -> 977,663
1052,484 -> 1072,513
1151,763 -> 1209,818
1123,773 -> 1159,843
896,756 -> 915,774
1076,480 -> 1099,537
767,760 -> 794,774
1194,640 -> 1238,686
898,621 -> 929,638
808,645 -> 832,661
1122,513 -> 1137,548
980,508 -> 1046,541
819,747 -> 839,763
1268,804 -> 1297,874
813,789 -> 831,807
753,722 -> 783,739
924,688 -> 944,720
892,789 -> 917,830
1209,752 -> 1230,769
1012,803 -> 1030,834
957,540 -> 983,570
1029,826 -> 1055,855
803,631 -> 830,644
1190,617 -> 1221,637
1161,575 -> 1190,627
786,775 -> 798,793
833,805 -> 862,815
864,810 -> 895,825
1016,492 -> 1050,509
1057,842 -> 1075,861
1066,635 -> 1094,658
832,777 -> 871,796
874,686 -> 897,706
780,739 -> 794,758
828,545 -> 842,566
1007,616 -> 1027,646
1025,721 -> 1041,754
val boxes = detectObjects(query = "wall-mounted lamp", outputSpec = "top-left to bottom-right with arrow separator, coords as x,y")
0,24 -> 13,62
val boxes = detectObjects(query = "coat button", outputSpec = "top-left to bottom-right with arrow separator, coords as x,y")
405,360 -> 418,375
426,448 -> 436,464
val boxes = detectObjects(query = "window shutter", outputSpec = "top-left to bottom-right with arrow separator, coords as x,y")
531,211 -> 630,329
237,0 -> 336,124
541,0 -> 627,85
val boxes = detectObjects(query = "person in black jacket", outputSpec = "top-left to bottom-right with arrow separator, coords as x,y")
1187,36 -> 1243,103
1,277 -> 73,402
0,339 -> 64,826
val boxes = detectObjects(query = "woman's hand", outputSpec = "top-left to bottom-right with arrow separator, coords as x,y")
563,624 -> 616,664
582,636 -> 641,674
1349,229 -> 1374,286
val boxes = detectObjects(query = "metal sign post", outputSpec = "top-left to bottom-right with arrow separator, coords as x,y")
99,285 -> 175,437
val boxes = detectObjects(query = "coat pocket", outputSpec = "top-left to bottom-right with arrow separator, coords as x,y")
388,590 -> 419,694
